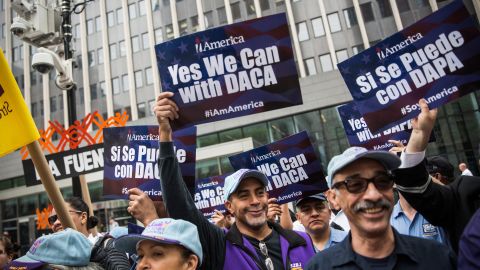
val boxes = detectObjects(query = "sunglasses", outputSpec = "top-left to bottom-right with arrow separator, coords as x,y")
331,173 -> 394,194
259,241 -> 274,270
48,210 -> 84,226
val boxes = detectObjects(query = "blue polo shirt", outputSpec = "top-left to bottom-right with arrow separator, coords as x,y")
390,201 -> 449,245
314,227 -> 348,252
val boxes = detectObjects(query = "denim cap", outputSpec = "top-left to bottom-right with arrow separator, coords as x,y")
327,146 -> 401,188
223,169 -> 269,201
114,218 -> 203,265
295,193 -> 327,208
6,228 -> 92,269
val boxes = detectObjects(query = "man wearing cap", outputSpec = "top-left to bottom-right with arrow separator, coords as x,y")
153,92 -> 315,270
306,100 -> 455,269
426,156 -> 455,185
114,218 -> 202,270
295,194 -> 347,252
393,100 -> 480,253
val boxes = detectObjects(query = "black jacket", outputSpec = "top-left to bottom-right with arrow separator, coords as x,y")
90,235 -> 131,270
394,159 -> 480,253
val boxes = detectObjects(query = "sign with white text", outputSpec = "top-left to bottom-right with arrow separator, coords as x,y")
155,13 -> 302,130
338,1 -> 480,133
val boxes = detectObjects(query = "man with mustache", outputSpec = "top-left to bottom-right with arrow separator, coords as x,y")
153,92 -> 315,270
306,99 -> 456,269
294,194 -> 347,252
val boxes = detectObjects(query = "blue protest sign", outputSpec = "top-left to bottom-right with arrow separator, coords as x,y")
338,1 -> 480,133
228,131 -> 327,204
155,13 -> 302,130
103,126 -> 196,200
194,174 -> 227,218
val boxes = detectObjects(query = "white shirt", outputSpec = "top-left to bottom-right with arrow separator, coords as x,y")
462,169 -> 473,176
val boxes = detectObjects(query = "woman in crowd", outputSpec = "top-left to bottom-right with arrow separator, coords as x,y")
49,197 -> 130,270
0,235 -> 14,268
114,218 -> 202,270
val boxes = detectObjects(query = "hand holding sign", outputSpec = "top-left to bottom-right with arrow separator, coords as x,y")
406,99 -> 438,153
153,91 -> 179,124
127,188 -> 159,226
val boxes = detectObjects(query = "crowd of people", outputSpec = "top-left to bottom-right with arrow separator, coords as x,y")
2,94 -> 480,270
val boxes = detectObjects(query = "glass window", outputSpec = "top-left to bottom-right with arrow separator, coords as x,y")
119,40 -> 126,56
148,100 -> 155,115
191,16 -> 199,33
275,0 -> 284,5
18,195 -> 37,216
152,0 -> 160,11
196,158 -> 220,179
77,89 -> 84,105
137,102 -> 146,118
50,96 -> 57,112
122,74 -> 129,92
139,0 -> 146,16
88,50 -> 95,67
107,11 -> 115,27
243,122 -> 269,146
352,44 -> 364,55
319,54 -> 333,72
269,117 -> 295,141
219,128 -> 242,143
218,7 -> 227,24
179,19 -> 188,36
38,192 -> 49,210
397,0 -> 411,12
413,0 -> 429,7
112,77 -> 120,94
336,49 -> 349,64
31,72 -> 36,86
343,7 -> 357,28
87,19 -> 94,34
100,81 -> 106,97
98,48 -> 104,64
231,2 -> 241,20
327,13 -> 341,33
117,8 -> 123,24
132,36 -> 140,52
261,0 -> 270,10
297,22 -> 309,42
197,133 -> 219,147
142,33 -> 150,49
145,67 -> 153,85
128,3 -> 137,19
204,11 -> 214,29
1,199 -> 17,219
245,0 -> 256,15
311,17 -> 325,37
304,58 -> 317,76
135,70 -> 143,88
95,16 -> 102,31
378,0 -> 393,17
31,102 -> 37,116
110,43 -> 118,59
166,25 -> 174,39
90,84 -> 97,100
361,2 -> 375,22
220,156 -> 234,175
154,28 -> 163,44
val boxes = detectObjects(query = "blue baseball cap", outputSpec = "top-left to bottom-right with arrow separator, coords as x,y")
327,146 -> 401,188
6,228 -> 92,269
223,169 -> 269,201
114,218 -> 203,265
295,193 -> 327,207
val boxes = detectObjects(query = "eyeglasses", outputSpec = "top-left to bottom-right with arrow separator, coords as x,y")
259,241 -> 274,270
48,210 -> 83,226
331,173 -> 394,194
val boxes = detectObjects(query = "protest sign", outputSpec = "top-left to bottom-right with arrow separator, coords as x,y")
22,144 -> 104,186
103,126 -> 196,200
155,13 -> 302,130
337,102 -> 436,150
229,131 -> 327,204
194,174 -> 227,218
338,1 -> 480,133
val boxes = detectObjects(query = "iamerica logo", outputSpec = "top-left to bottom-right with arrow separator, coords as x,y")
376,33 -> 423,60
194,35 -> 245,53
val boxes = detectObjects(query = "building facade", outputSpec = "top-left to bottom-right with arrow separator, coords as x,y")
0,0 -> 479,253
